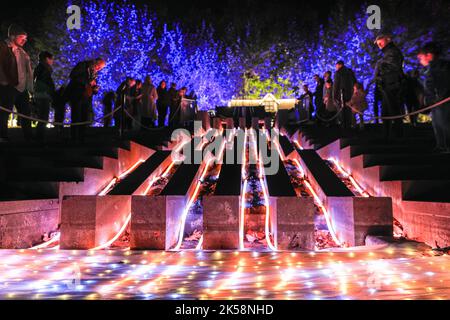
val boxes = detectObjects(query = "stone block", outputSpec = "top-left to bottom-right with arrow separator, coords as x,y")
60,195 -> 130,249
130,196 -> 185,250
203,196 -> 240,250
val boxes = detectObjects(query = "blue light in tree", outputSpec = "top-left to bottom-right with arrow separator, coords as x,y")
57,0 -> 243,124
54,1 -> 438,126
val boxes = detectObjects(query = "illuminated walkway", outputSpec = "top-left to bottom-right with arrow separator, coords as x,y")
0,245 -> 449,300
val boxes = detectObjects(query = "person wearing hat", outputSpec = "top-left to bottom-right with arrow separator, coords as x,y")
374,34 -> 406,141
0,24 -> 34,142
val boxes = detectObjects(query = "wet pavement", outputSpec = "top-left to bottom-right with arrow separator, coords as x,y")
0,244 -> 449,300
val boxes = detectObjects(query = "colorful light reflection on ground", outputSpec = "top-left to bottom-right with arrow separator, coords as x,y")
0,246 -> 449,300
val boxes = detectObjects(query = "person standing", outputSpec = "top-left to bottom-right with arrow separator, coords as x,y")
417,42 -> 450,153
299,84 -> 315,121
168,83 -> 180,128
0,25 -> 34,142
333,60 -> 357,130
323,79 -> 338,127
313,75 -> 325,124
188,90 -> 198,114
102,91 -> 116,128
114,77 -> 136,131
157,81 -> 169,127
322,71 -> 332,98
34,51 -> 56,141
405,70 -> 423,127
374,34 -> 406,141
179,86 -> 192,126
65,57 -> 105,143
373,83 -> 382,124
132,80 -> 143,130
51,85 -> 68,137
347,82 -> 368,131
140,76 -> 158,129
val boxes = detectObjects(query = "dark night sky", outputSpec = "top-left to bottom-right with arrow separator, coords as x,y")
1,0 -> 340,18
0,0 -> 368,32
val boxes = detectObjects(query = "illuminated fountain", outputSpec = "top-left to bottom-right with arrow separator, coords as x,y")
241,129 -> 274,251
173,132 -> 228,251
30,157 -> 151,251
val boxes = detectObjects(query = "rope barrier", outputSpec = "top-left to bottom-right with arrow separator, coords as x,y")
3,96 -> 449,128
123,109 -> 161,131
181,98 -> 197,103
291,117 -> 315,125
123,105 -> 182,131
0,105 -> 122,127
315,106 -> 346,123
296,96 -> 450,124
346,96 -> 450,121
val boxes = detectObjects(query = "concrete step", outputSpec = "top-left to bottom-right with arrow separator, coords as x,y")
351,144 -> 434,158
298,150 -> 354,197
5,155 -> 104,170
403,180 -> 450,202
302,125 -> 450,248
108,151 -> 172,195
299,124 -> 434,151
0,145 -> 121,159
364,153 -> 450,168
6,166 -> 85,182
380,164 -> 450,181
293,149 -> 393,247
214,164 -> 242,196
262,147 -> 315,250
161,164 -> 201,196
341,137 -> 435,148
264,156 -> 297,198
0,182 -> 60,201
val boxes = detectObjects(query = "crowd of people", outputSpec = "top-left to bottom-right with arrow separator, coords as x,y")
295,34 -> 450,153
0,25 -> 449,152
0,24 -> 198,143
106,77 -> 197,132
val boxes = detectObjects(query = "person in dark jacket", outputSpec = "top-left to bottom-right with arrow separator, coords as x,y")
34,51 -> 56,141
114,77 -> 136,131
168,83 -> 180,128
0,25 -> 34,142
157,80 -> 169,127
53,86 -> 67,133
373,81 -> 382,124
298,84 -> 315,121
65,57 -> 105,143
102,91 -> 116,128
333,60 -> 357,130
417,42 -> 450,153
132,79 -> 144,129
374,34 -> 406,140
405,70 -> 424,127
313,75 -> 325,124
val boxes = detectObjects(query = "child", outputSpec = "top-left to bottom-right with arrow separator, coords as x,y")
347,82 -> 368,130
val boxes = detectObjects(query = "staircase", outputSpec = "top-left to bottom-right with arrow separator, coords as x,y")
294,123 -> 450,248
